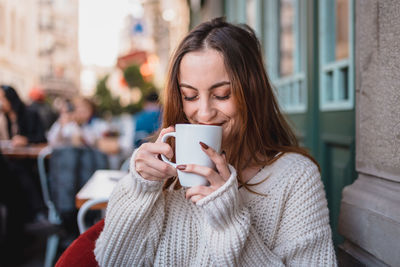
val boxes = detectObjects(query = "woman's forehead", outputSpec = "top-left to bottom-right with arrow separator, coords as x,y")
179,50 -> 229,82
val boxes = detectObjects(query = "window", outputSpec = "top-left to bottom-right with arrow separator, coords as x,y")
225,0 -> 307,113
279,0 -> 294,77
246,0 -> 265,43
266,0 -> 307,113
319,0 -> 354,111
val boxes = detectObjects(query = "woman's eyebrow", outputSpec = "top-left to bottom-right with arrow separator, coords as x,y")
209,81 -> 230,90
179,81 -> 230,91
179,83 -> 197,90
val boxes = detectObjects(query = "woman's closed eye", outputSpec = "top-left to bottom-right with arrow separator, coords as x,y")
183,95 -> 198,101
183,93 -> 231,101
214,93 -> 231,100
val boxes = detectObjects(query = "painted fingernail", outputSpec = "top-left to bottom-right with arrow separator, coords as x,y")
177,164 -> 186,170
199,142 -> 209,149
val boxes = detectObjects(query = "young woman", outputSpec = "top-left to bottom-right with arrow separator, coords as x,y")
95,17 -> 337,266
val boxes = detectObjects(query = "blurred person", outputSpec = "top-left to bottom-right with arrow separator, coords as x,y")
133,90 -> 162,147
46,97 -> 110,243
73,97 -> 109,147
0,85 -> 52,232
0,85 -> 46,145
47,97 -> 109,149
28,86 -> 58,131
47,98 -> 81,147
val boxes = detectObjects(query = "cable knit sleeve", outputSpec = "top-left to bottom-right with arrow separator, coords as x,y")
94,149 -> 165,266
197,165 -> 285,266
197,160 -> 337,266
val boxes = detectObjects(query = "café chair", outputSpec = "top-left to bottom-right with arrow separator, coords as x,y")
77,155 -> 130,234
77,197 -> 108,234
55,219 -> 104,267
120,156 -> 131,172
38,146 -> 62,267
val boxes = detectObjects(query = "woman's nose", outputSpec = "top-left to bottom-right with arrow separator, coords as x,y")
197,99 -> 216,122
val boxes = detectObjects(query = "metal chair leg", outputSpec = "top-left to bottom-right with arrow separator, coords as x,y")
77,197 -> 108,234
44,233 -> 59,267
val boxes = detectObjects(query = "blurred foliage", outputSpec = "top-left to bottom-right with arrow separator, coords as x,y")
123,64 -> 156,96
94,64 -> 158,117
123,64 -> 145,89
94,75 -> 124,117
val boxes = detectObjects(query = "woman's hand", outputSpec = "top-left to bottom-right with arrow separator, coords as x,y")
135,126 -> 178,181
182,142 -> 231,204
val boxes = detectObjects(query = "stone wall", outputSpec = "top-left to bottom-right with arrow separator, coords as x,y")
338,1 -> 400,266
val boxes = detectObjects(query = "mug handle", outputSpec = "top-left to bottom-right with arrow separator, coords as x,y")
160,132 -> 176,168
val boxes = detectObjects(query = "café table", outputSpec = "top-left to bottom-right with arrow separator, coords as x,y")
75,169 -> 128,210
0,140 -> 47,158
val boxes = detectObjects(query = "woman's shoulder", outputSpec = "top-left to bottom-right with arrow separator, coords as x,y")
256,152 -> 318,180
271,152 -> 320,188
275,152 -> 319,173
242,152 -> 320,198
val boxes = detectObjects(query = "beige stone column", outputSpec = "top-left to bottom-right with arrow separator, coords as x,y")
338,1 -> 400,266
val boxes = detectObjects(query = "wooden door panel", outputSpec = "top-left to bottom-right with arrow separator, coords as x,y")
321,141 -> 355,245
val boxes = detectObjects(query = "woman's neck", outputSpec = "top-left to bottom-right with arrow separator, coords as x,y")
241,165 -> 264,183
240,149 -> 266,183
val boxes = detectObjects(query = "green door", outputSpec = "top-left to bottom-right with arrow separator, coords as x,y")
317,0 -> 357,245
280,0 -> 357,246
288,0 -> 357,246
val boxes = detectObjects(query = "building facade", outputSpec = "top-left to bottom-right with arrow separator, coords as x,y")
0,0 -> 79,99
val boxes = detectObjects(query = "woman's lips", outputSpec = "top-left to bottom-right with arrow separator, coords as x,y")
198,122 -> 224,126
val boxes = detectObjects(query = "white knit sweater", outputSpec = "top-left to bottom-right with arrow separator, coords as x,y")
94,152 -> 337,266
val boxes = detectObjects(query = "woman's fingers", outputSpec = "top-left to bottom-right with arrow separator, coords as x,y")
137,154 -> 177,177
177,164 -> 224,187
155,126 -> 175,143
136,158 -> 176,181
185,185 -> 214,203
176,143 -> 230,187
141,142 -> 174,161
188,195 -> 204,204
199,142 -> 230,180
135,141 -> 177,180
137,165 -> 168,181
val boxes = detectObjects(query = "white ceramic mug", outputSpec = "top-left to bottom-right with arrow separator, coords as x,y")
161,124 -> 222,187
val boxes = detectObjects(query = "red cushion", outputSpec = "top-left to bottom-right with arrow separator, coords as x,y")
56,219 -> 104,267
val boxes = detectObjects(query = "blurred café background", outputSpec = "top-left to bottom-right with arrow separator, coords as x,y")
0,0 -> 199,266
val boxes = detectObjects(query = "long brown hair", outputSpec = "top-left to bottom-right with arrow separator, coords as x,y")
162,17 -> 318,190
